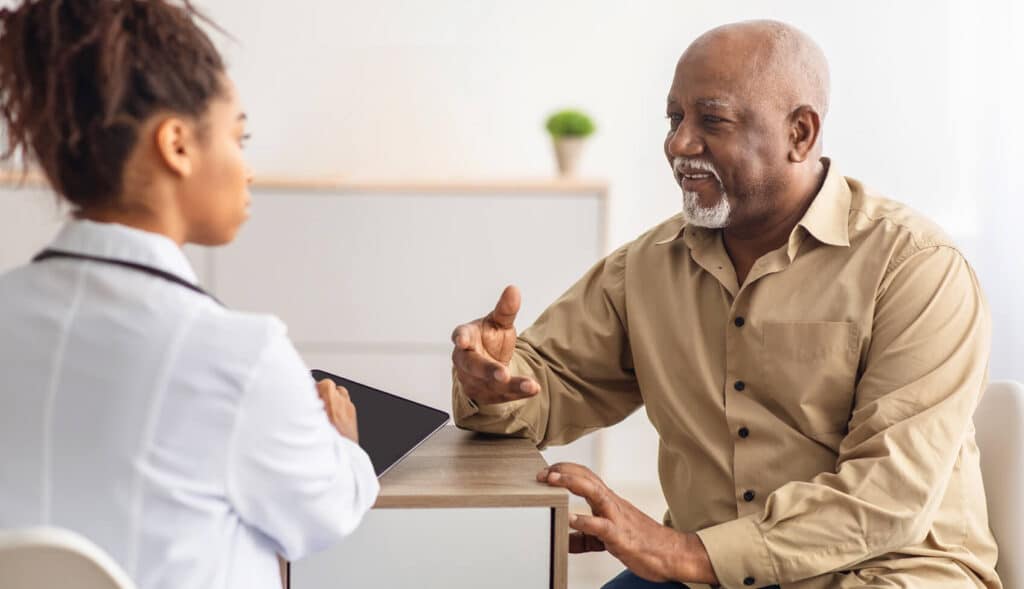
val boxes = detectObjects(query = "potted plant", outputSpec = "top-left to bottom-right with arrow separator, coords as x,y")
545,109 -> 595,176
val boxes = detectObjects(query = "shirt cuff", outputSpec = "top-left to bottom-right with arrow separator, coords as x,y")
696,515 -> 778,588
454,385 -> 532,417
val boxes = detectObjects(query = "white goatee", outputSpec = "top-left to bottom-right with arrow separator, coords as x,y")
673,156 -> 731,228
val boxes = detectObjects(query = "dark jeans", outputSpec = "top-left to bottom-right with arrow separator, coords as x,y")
600,570 -> 689,588
601,569 -> 781,589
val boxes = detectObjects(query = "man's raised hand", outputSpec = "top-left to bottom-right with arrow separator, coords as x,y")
451,285 -> 541,404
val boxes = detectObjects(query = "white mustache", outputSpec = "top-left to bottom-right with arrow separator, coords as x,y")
672,157 -> 722,183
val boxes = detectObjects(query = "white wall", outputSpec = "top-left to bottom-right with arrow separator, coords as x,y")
198,1 -> 991,234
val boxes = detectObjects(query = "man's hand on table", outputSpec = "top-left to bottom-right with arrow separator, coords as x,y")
451,285 -> 541,404
538,462 -> 719,586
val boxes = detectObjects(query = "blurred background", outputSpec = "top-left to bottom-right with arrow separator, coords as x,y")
1,1 -> 1021,587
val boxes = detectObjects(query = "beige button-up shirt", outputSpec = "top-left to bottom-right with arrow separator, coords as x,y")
453,160 -> 999,588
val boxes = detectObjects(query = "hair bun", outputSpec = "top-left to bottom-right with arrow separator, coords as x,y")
0,0 -> 226,210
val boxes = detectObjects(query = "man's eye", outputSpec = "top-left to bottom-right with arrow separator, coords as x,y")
240,133 -> 252,147
666,114 -> 683,126
703,115 -> 724,124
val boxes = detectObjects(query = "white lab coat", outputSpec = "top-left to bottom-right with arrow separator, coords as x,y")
0,219 -> 379,589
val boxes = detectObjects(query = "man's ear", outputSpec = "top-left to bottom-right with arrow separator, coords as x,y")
787,105 -> 822,163
154,117 -> 195,177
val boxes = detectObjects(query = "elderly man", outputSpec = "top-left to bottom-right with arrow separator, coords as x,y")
450,20 -> 999,589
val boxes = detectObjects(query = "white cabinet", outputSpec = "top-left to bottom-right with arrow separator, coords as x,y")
294,508 -> 552,588
208,187 -> 604,346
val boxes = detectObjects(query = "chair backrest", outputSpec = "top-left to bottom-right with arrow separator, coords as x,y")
975,380 -> 1024,588
0,526 -> 136,589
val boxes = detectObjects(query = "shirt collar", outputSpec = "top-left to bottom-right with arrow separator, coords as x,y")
796,158 -> 851,248
48,219 -> 199,284
654,158 -> 851,249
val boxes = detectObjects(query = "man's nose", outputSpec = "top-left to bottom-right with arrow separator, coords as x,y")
666,122 -> 704,159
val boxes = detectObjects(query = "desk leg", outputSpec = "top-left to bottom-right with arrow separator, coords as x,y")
278,555 -> 289,589
551,505 -> 568,589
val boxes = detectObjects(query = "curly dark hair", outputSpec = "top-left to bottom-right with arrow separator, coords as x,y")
0,0 -> 226,209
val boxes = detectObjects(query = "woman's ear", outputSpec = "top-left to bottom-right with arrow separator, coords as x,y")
787,105 -> 822,163
154,117 -> 195,177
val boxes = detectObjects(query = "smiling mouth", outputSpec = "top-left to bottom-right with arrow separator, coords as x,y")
678,171 -> 714,180
675,170 -> 721,187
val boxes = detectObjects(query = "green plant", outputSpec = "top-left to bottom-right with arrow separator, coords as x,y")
545,109 -> 595,138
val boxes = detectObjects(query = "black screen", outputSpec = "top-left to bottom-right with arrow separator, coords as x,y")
311,369 -> 450,477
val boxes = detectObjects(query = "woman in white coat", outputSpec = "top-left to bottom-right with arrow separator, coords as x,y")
0,2 -> 379,588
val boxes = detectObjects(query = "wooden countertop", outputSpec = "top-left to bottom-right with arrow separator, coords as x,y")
375,426 -> 568,509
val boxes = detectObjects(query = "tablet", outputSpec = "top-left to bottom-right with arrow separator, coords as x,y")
311,369 -> 450,477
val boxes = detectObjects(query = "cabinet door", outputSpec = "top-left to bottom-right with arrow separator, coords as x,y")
292,508 -> 552,589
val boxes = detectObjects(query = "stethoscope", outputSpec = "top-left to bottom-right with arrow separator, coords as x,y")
32,249 -> 223,307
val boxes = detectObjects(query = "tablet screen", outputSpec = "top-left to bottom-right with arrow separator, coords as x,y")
311,369 -> 450,477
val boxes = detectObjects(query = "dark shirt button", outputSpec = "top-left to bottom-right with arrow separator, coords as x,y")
744,577 -> 756,586
738,427 -> 750,438
734,380 -> 746,391
734,316 -> 745,327
743,490 -> 756,502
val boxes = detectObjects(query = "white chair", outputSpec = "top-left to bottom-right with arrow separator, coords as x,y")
0,526 -> 136,589
975,380 -> 1024,588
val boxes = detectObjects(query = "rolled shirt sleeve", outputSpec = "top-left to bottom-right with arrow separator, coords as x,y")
453,245 -> 644,448
697,245 -> 991,587
226,323 -> 380,562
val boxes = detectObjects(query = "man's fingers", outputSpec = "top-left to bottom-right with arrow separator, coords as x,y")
488,285 -> 521,329
545,462 -> 598,479
568,531 -> 606,554
335,385 -> 350,400
543,472 -> 601,502
450,323 -> 479,350
569,513 -> 612,542
457,369 -> 540,404
456,371 -> 507,404
452,346 -> 506,381
508,376 -> 541,397
540,471 -> 614,514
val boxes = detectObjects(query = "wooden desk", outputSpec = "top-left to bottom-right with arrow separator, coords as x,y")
291,427 -> 570,588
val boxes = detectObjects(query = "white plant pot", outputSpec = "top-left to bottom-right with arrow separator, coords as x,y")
552,137 -> 586,176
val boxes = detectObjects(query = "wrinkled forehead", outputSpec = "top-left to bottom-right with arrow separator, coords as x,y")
668,58 -> 748,110
668,36 -> 779,113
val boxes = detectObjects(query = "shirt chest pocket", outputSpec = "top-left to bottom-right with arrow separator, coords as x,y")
762,321 -> 860,435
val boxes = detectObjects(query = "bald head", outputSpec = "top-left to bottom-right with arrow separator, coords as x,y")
683,20 -> 830,120
664,20 -> 832,234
